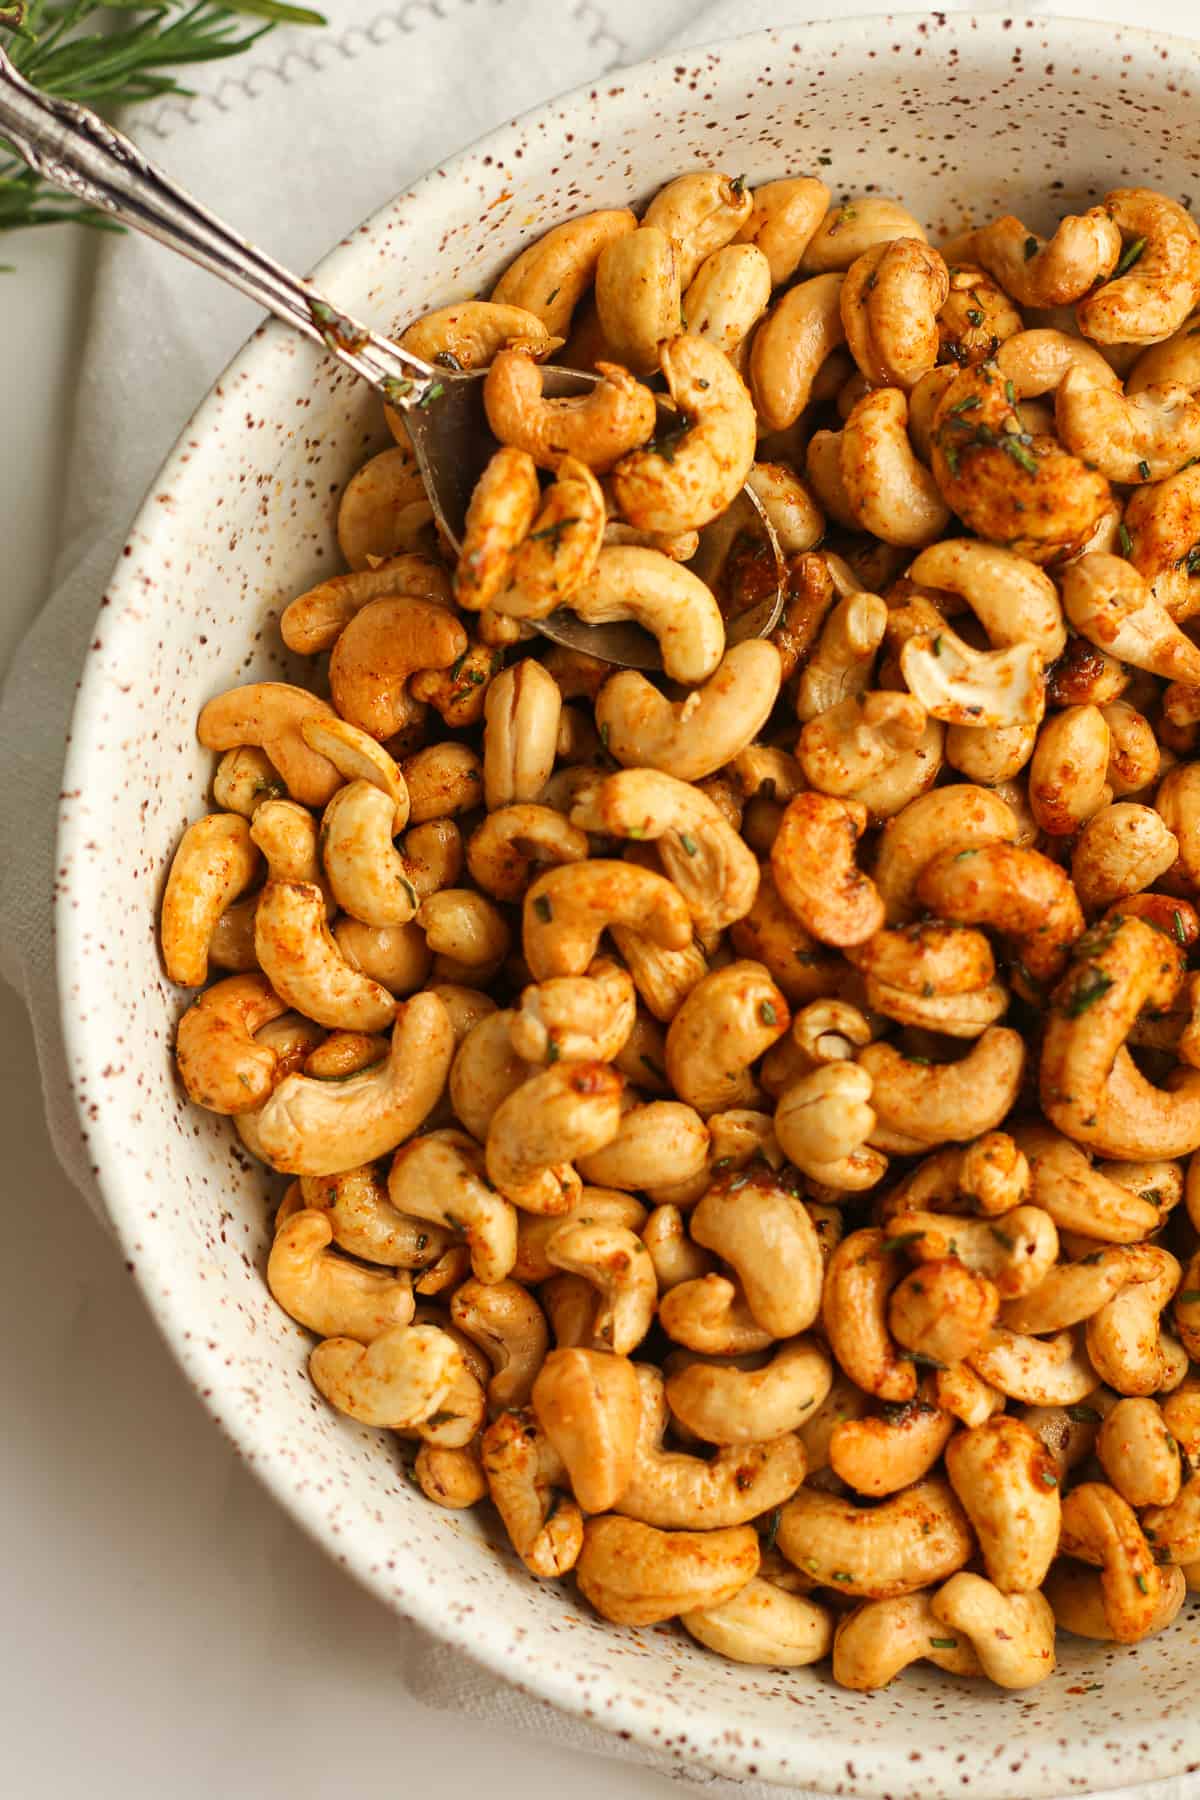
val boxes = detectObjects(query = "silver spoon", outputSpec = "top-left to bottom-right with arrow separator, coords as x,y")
0,45 -> 785,671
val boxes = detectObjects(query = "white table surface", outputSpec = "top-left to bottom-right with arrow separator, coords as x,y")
2,224 -> 682,1800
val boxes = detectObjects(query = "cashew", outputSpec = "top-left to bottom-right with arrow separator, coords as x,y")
822,1229 -> 916,1403
401,742 -> 484,822
1084,1245 -> 1182,1396
1124,462 -> 1200,617
970,1326 -> 1098,1406
544,1221 -> 656,1355
1076,188 -> 1200,345
566,545 -> 725,684
485,1060 -> 623,1213
930,1574 -> 1056,1688
174,973 -> 287,1114
658,1273 -> 774,1356
490,207 -> 636,337
281,555 -> 453,656
575,1515 -> 759,1626
916,841 -> 1084,985
841,238 -> 949,389
937,263 -> 1025,367
530,1346 -> 641,1513
832,1590 -> 982,1689
831,389 -> 951,548
1017,1125 -> 1163,1245
936,1363 -> 1006,1429
794,590 -> 888,722
514,1188 -> 646,1284
665,1338 -> 832,1447
682,243 -> 772,362
874,783 -> 1018,924
466,803 -> 589,903
886,1205 -> 1058,1302
803,197 -> 927,272
1070,803 -> 1179,914
593,226 -> 681,374
161,813 -> 260,987
860,1029 -> 1026,1152
943,1416 -> 1060,1593
901,627 -> 1044,733
211,745 -> 284,817
310,1321 -> 462,1428
480,1409 -> 583,1576
299,1163 -> 448,1269
776,1477 -> 973,1599
329,598 -> 466,740
828,1390 -> 955,1498
248,990 -> 453,1176
267,1209 -> 413,1343
493,459 -> 607,626
615,1365 -> 806,1529
663,959 -> 787,1113
889,1260 -> 999,1365
688,1167 -> 822,1337
483,349 -> 656,473
575,1100 -> 709,1192
387,1129 -> 517,1284
454,446 -> 541,612
611,335 -> 756,536
970,207 -> 1121,307
798,690 -> 944,819
641,170 -> 754,287
1057,363 -> 1200,484
1043,1557 -> 1185,1644
509,958 -> 635,1066
418,889 -> 511,987
523,860 -> 691,981
749,273 -> 846,432
682,1576 -> 834,1667
1157,761 -> 1200,891
596,640 -> 782,782
197,682 -> 342,807
771,793 -> 883,949
318,781 -> 422,929
733,176 -> 829,285
482,659 -> 562,812
1062,553 -> 1200,685
252,880 -> 392,1032
449,1008 -> 528,1143
1096,1396 -> 1182,1508
1142,1467 -> 1200,1563
775,1065 -> 883,1192
1041,915 -> 1200,1159
399,298 -> 557,370
1057,1480 -> 1168,1642
449,1278 -> 549,1413
641,1205 -> 713,1289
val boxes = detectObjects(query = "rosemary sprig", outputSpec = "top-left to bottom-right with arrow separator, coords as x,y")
0,2 -> 324,240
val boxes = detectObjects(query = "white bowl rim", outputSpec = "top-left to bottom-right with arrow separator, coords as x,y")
56,13 -> 1200,1794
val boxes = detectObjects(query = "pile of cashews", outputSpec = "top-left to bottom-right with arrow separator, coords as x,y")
162,166 -> 1200,1691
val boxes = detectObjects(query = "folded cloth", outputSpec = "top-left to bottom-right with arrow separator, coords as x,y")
3,1 -> 1198,1791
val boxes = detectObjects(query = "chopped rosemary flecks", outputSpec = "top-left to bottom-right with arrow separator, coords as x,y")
1115,235 -> 1147,276
1067,1404 -> 1102,1424
679,831 -> 699,856
1177,1290 -> 1200,1304
1175,910 -> 1189,946
1138,459 -> 1152,481
1039,1468 -> 1059,1487
1061,967 -> 1115,1017
759,1000 -> 777,1026
639,1054 -> 666,1081
533,895 -> 553,923
1005,378 -> 1017,406
1023,234 -> 1040,260
898,1348 -> 947,1369
989,1225 -> 1015,1250
931,634 -> 943,655
529,515 -> 581,548
830,1570 -> 855,1583
417,381 -> 446,408
1002,435 -> 1040,476
1118,521 -> 1134,556
966,307 -> 985,327
929,1637 -> 959,1651
950,395 -> 982,414
763,1507 -> 782,1552
545,1041 -> 560,1064
1136,1573 -> 1150,1594
880,1230 -> 926,1252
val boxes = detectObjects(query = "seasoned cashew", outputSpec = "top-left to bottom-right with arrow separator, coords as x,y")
930,1575 -> 1056,1689
454,446 -> 541,612
418,889 -> 510,986
412,1440 -> 487,1510
387,1129 -> 517,1284
1044,1557 -> 1186,1644
329,597 -> 466,741
832,1591 -> 982,1689
834,389 -> 952,548
509,958 -> 636,1066
689,1167 -> 823,1337
1103,701 -> 1161,802
401,742 -> 483,822
658,1273 -> 773,1356
829,1390 -> 955,1498
682,1575 -> 834,1667
615,1365 -> 806,1530
886,1206 -> 1058,1302
841,238 -> 949,389
530,1346 -> 641,1513
543,1221 -> 656,1355
775,1065 -> 883,1191
211,745 -> 283,816
399,298 -> 557,370
935,1363 -> 1006,1430
916,841 -> 1085,985
449,1279 -> 549,1413
197,682 -> 342,807
641,170 -> 753,285
874,783 -> 1018,924
749,273 -> 846,431
161,813 -> 260,987
776,1477 -> 973,1599
493,457 -> 607,624
771,793 -> 883,949
1076,188 -> 1200,345
593,226 -> 681,374
174,973 -> 288,1114
319,782 -> 422,928
523,860 -> 691,982
485,1060 -> 623,1213
881,1130 -> 1030,1221
299,1163 -> 447,1269
794,590 -> 888,722
466,803 -> 588,903
798,691 -> 943,820
335,917 -> 429,998
575,1099 -> 709,1192
267,1210 -> 413,1343
822,1229 -> 916,1403
253,881 -> 393,1031
1058,1481 -> 1166,1642
901,627 -> 1044,733
483,349 -> 656,473
610,335 -> 756,537
310,1321 -> 462,1428
575,1515 -> 759,1627
641,1205 -> 713,1289
944,1416 -> 1060,1593
681,242 -> 772,363
480,1409 -> 583,1577
1062,553 -> 1200,685
1042,915 -> 1200,1158
336,447 -> 431,569
931,363 -> 1111,564
1070,803 -> 1178,914
911,535 -> 1065,665
730,175 -> 828,285
514,1188 -> 646,1285
970,1326 -> 1097,1406
969,206 -> 1121,308
300,716 -> 409,827
482,659 -> 561,812
665,1338 -> 832,1447
490,207 -> 636,337
802,196 -> 927,272
1017,1126 -> 1164,1244
889,1260 -> 999,1366
248,990 -> 453,1176
1096,1396 -> 1182,1508
937,263 -> 1025,367
281,554 -> 453,656
1124,462 -> 1200,617
1057,363 -> 1200,484
1085,1245 -> 1182,1396
662,961 -> 789,1116
597,640 -> 782,782
449,1008 -> 528,1144
860,1030 -> 1026,1152
566,546 -> 725,684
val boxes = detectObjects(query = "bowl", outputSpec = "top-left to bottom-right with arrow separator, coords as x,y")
57,14 -> 1200,1795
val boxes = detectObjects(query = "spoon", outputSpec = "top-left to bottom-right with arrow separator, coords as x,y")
0,45 -> 785,671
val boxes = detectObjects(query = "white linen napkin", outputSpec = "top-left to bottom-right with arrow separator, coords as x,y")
4,2 -> 1200,1791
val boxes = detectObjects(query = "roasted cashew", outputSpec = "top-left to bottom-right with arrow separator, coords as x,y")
485,1060 -> 623,1213
874,783 -> 1018,924
493,457 -> 607,623
969,206 -> 1121,307
593,225 -> 681,374
1041,915 -> 1200,1158
930,1575 -> 1056,1689
490,207 -> 637,337
596,640 -> 782,782
454,446 -> 541,613
776,1477 -> 973,1599
1076,188 -> 1200,346
1085,1245 -> 1182,1396
400,742 -> 483,822
931,363 -> 1111,564
211,745 -> 283,817
916,840 -> 1085,985
161,813 -> 260,987
281,554 -> 453,656
822,1229 -> 917,1403
860,1029 -> 1026,1152
196,682 -> 342,807
483,349 -> 656,473
642,170 -> 754,288
399,298 -> 557,371
615,1365 -> 806,1530
1018,1127 -> 1182,1240
1096,1396 -> 1182,1508
300,716 -> 409,828
1062,552 -> 1200,685
530,1346 -> 641,1512
575,1515 -> 759,1627
522,859 -> 691,982
793,590 -> 887,722
387,1129 -> 517,1284
936,1362 -> 1006,1430
888,1259 -> 999,1365
413,1441 -> 487,1510
880,1129 -> 1030,1220
1071,803 -> 1179,914
253,881 -> 393,1031
448,1278 -> 550,1413
831,389 -> 951,548
658,1273 -> 774,1356
1058,1480 -> 1166,1642
566,545 -> 724,684
319,781 -> 423,928
1043,1557 -> 1185,1644
831,1591 -> 982,1689
514,1188 -> 646,1284
174,973 -> 288,1114
841,238 -> 949,389
969,1326 -> 1097,1406
1056,363 -> 1200,484
509,957 -> 636,1065
828,1390 -> 954,1499
543,1220 -> 656,1354
1124,462 -> 1200,618
480,1409 -> 583,1577
1157,761 -> 1200,890
418,889 -> 511,987
481,659 -> 561,813
267,1210 -> 413,1344
299,1163 -> 448,1269
798,691 -> 943,820
609,335 -> 756,537
449,1008 -> 531,1143
641,1205 -> 713,1289
329,597 -> 466,741
665,1338 -> 831,1447
749,273 -> 846,432
771,793 -> 883,949
689,1167 -> 822,1337
335,447 -> 432,570
937,263 -> 1024,367
576,1098 -> 709,1194
900,626 -> 1044,737
309,1321 -> 462,1429
682,1575 -> 834,1668
466,803 -> 588,904
661,960 -> 788,1116
734,176 -> 829,285
248,990 -> 453,1176
885,1205 -> 1058,1302
944,1416 -> 1060,1593
682,243 -> 772,362
774,1065 -> 884,1192
802,196 -> 927,273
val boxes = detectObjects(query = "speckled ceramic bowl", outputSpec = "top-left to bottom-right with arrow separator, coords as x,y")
56,14 -> 1200,1795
